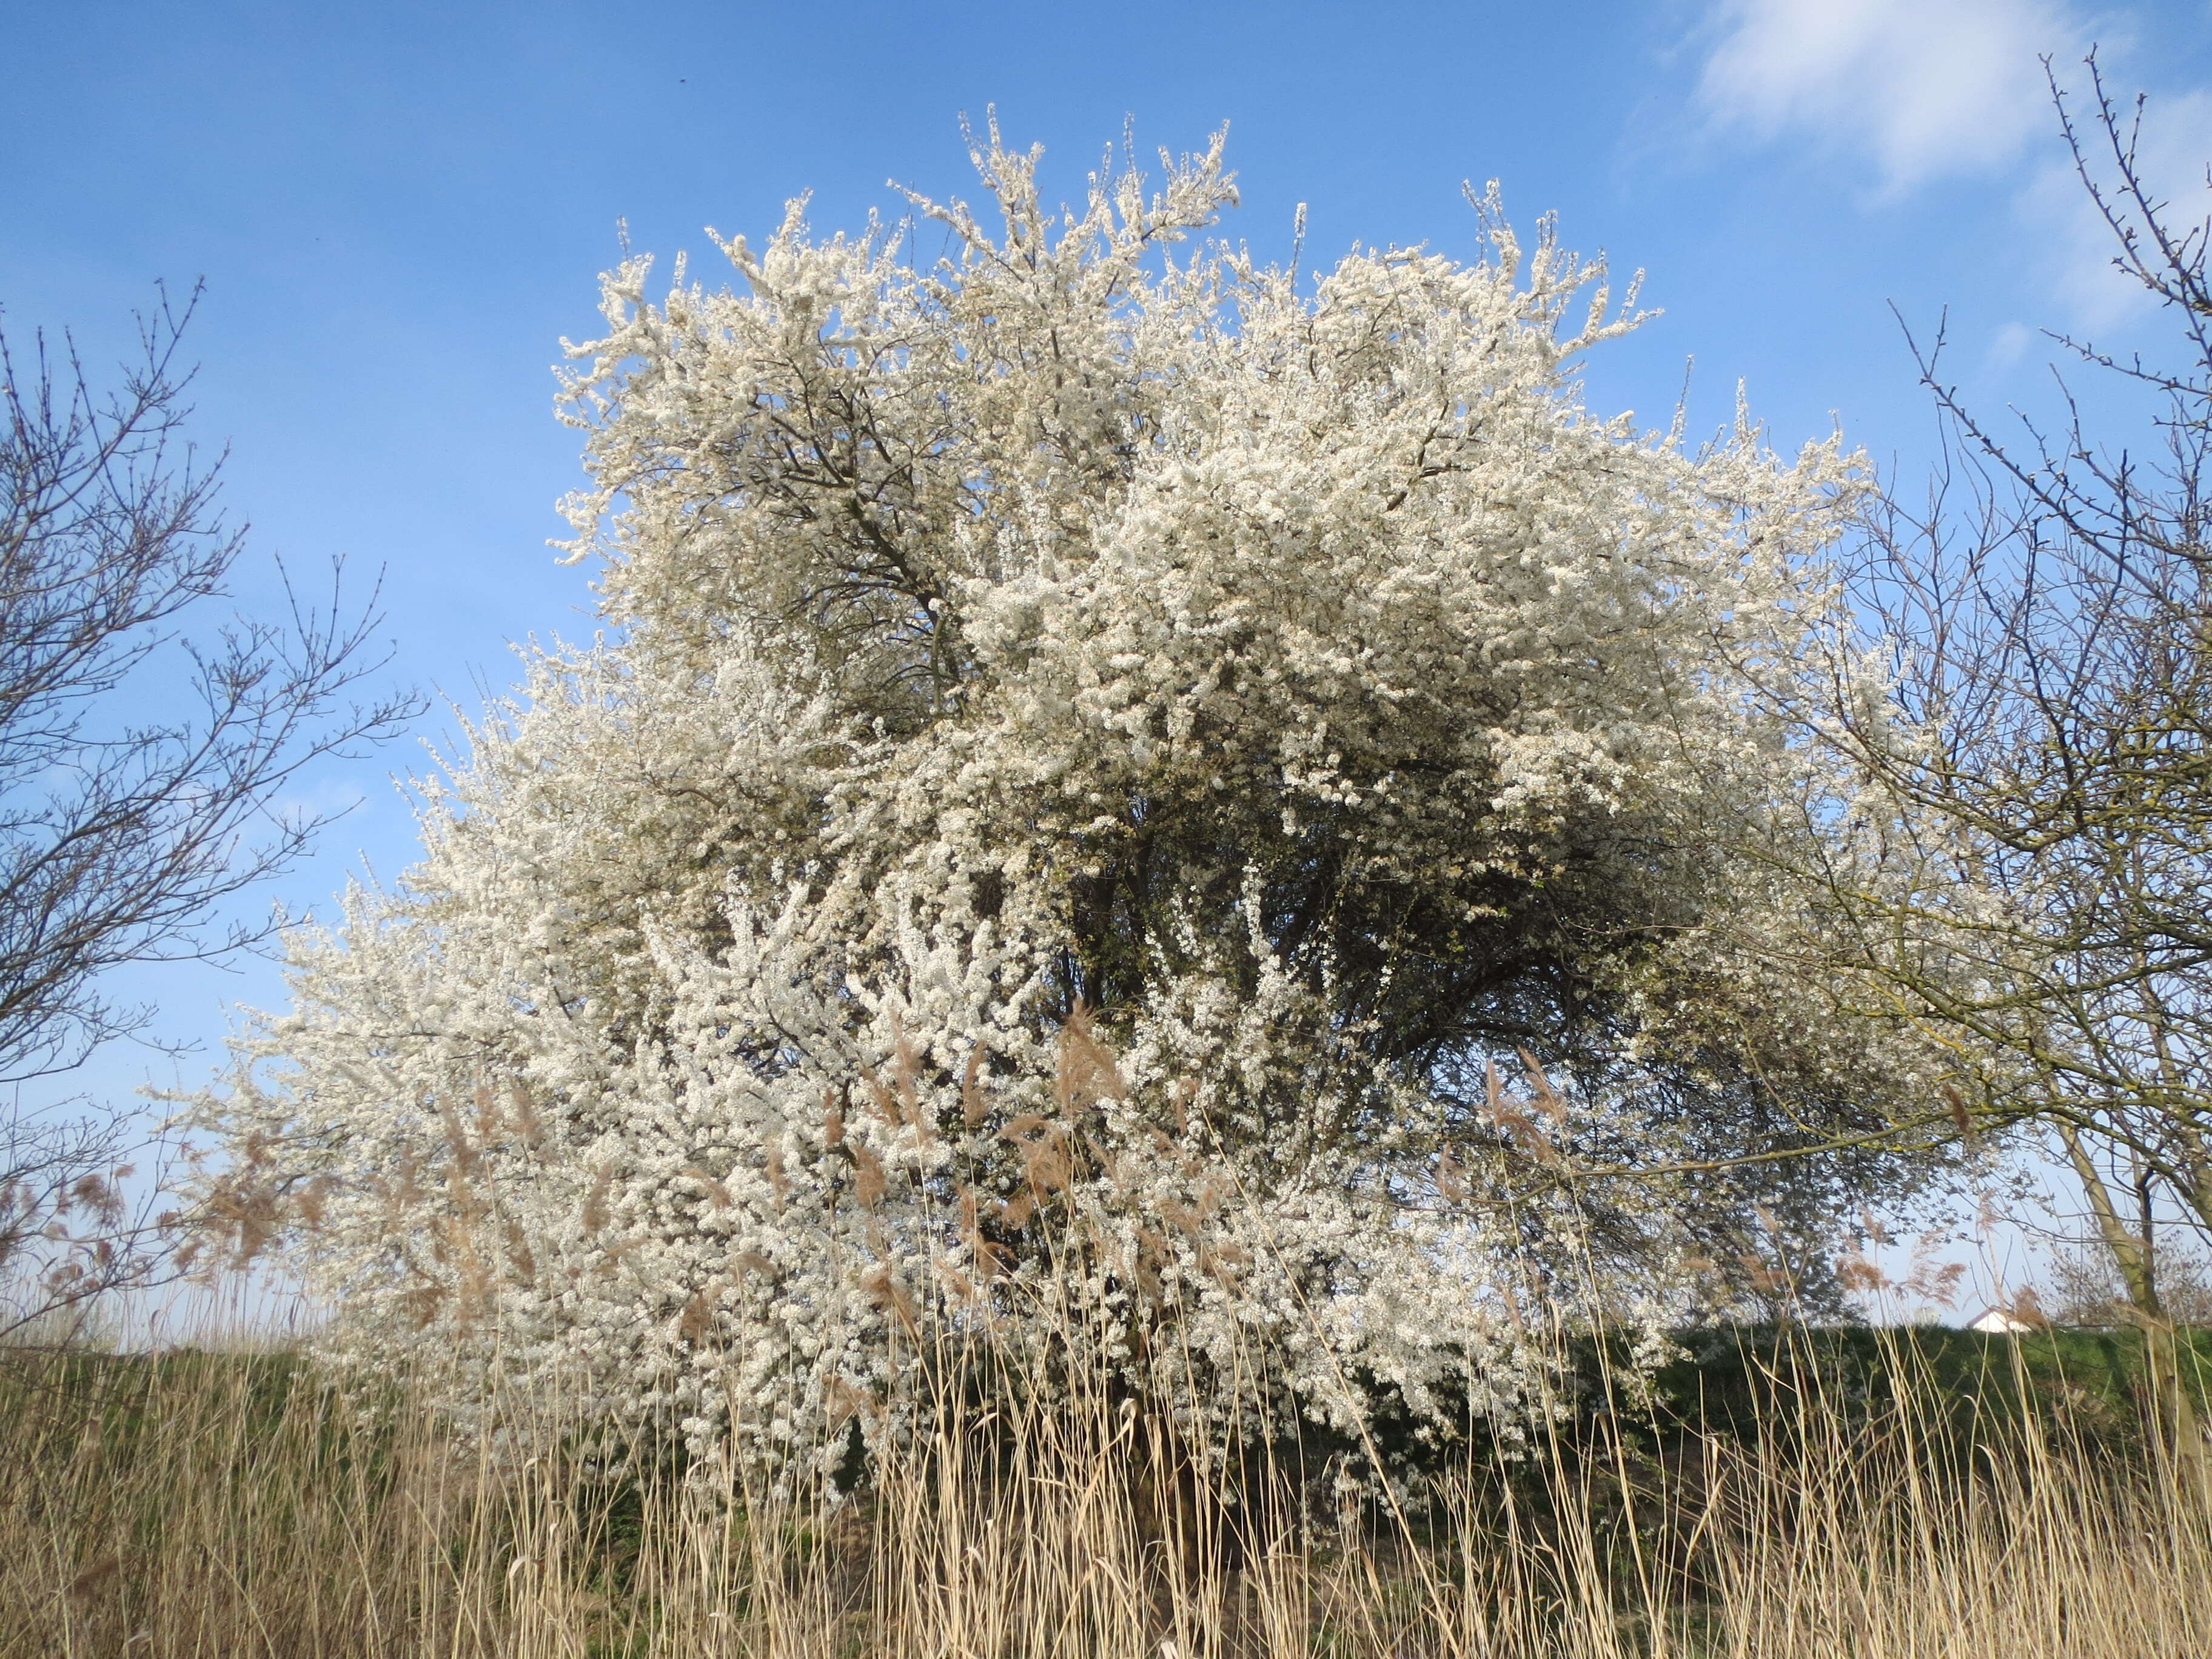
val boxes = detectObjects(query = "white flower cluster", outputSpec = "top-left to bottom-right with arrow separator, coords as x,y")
189,126 -> 1908,1475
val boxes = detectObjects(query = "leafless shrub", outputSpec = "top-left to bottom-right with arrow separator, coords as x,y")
0,284 -> 417,1342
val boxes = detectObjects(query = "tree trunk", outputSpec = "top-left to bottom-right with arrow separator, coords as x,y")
2059,1123 -> 2210,1493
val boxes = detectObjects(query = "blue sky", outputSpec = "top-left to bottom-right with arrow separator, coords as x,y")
7,0 -> 2212,1288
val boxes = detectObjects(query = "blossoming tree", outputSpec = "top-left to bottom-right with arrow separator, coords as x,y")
192,126 -> 1934,1471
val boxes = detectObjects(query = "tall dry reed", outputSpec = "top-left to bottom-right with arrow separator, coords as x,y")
3,1307 -> 2208,1658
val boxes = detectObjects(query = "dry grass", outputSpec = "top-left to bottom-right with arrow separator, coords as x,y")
2,1315 -> 2208,1658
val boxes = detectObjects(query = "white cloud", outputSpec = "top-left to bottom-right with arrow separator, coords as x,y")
1984,319 -> 2037,369
1698,4 -> 2212,333
1698,0 -> 2089,192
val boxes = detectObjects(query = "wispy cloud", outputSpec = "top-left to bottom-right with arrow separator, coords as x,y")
1694,2 -> 2212,340
1697,0 -> 2089,193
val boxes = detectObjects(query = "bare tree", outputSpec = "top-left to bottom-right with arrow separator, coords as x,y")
0,285 -> 416,1342
2045,1230 -> 2212,1329
1798,52 -> 2212,1467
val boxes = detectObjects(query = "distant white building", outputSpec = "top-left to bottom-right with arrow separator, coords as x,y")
1969,1306 -> 2038,1335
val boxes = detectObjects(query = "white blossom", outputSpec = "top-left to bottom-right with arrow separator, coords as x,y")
186,124 -> 1925,1476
